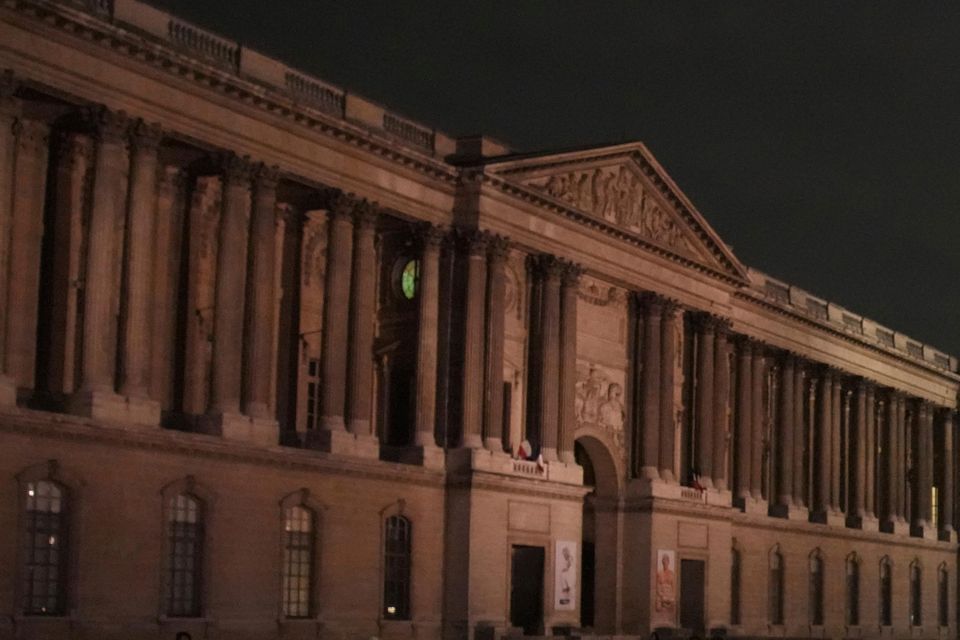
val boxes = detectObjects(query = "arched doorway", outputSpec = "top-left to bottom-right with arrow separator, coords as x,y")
574,432 -> 622,634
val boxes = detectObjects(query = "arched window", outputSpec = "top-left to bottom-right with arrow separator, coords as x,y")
166,493 -> 203,617
768,546 -> 784,625
282,505 -> 316,618
846,553 -> 860,626
909,560 -> 922,626
730,546 -> 741,625
383,515 -> 411,620
809,550 -> 824,626
879,557 -> 892,626
22,480 -> 68,615
938,563 -> 948,627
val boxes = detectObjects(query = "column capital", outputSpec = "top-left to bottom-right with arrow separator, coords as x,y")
459,228 -> 490,257
692,311 -> 721,333
219,152 -> 255,185
83,106 -> 130,144
13,118 -> 49,152
560,260 -> 584,287
778,350 -> 797,368
487,233 -> 511,263
413,221 -> 447,251
351,199 -> 379,230
529,253 -> 564,280
0,69 -> 19,116
128,119 -> 163,153
253,162 -> 280,190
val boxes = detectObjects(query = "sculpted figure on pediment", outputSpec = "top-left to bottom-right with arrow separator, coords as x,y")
575,362 -> 626,450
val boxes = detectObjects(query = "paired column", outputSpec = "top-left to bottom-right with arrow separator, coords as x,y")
864,384 -> 876,521
639,293 -> 663,480
895,393 -> 908,524
749,342 -> 765,500
830,375 -> 842,513
791,360 -> 806,507
482,235 -> 509,452
119,120 -> 162,399
346,203 -> 378,440
734,336 -> 753,502
242,163 -> 280,419
558,262 -> 581,463
413,224 -> 444,451
208,153 -> 253,417
710,322 -> 730,491
776,354 -> 795,512
460,231 -> 489,449
881,394 -> 897,527
851,381 -> 868,523
658,299 -> 680,482
814,368 -> 832,517
0,72 -> 18,403
694,315 -> 716,488
940,410 -> 955,538
535,255 -> 563,460
912,401 -> 933,533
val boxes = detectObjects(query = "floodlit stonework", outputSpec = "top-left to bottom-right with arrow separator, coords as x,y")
0,1 -> 958,639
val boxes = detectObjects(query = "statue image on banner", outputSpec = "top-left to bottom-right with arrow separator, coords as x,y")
655,549 -> 676,614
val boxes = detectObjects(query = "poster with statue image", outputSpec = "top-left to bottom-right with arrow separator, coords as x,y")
554,540 -> 577,610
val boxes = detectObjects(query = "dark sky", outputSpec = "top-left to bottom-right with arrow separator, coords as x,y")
150,1 -> 960,357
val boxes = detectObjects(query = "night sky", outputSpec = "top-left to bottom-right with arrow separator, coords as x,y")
150,1 -> 960,357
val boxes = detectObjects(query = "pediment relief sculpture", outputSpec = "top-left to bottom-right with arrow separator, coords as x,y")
525,165 -> 700,259
578,277 -> 627,308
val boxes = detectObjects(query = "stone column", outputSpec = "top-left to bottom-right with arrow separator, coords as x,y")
536,254 -> 562,461
483,235 -> 509,452
0,72 -> 19,404
941,411 -> 955,539
851,381 -> 868,523
73,109 -> 127,400
913,401 -> 933,534
460,231 -> 489,449
695,315 -> 715,488
881,394 -> 897,528
792,361 -> 806,507
317,193 -> 354,435
558,261 -> 582,463
346,202 -> 378,442
639,293 -> 662,480
831,376 -> 843,514
119,120 -> 161,400
711,322 -> 730,491
776,354 -> 795,513
734,336 -> 753,503
242,163 -> 280,420
864,384 -> 876,522
414,224 -> 444,457
3,117 -> 48,396
749,343 -> 764,500
896,394 -> 908,524
659,300 -> 680,483
814,369 -> 832,518
208,153 -> 252,418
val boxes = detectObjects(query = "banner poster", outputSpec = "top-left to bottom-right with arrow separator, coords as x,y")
554,540 -> 577,610
655,549 -> 677,617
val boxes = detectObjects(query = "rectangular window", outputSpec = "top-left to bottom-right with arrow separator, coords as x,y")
282,506 -> 315,618
809,556 -> 824,626
22,481 -> 67,616
846,561 -> 860,626
880,562 -> 892,626
167,494 -> 203,617
383,516 -> 411,620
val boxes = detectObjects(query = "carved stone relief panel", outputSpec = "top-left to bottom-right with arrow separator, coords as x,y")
299,210 -> 327,361
524,164 -> 702,260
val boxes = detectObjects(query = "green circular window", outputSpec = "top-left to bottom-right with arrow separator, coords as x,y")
400,259 -> 419,300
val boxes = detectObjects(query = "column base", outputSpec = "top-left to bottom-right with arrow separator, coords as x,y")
382,444 -> 446,470
67,389 -> 160,427
860,516 -> 880,532
0,375 -> 15,406
938,528 -> 956,542
306,428 -> 379,459
808,509 -> 846,526
880,519 -> 911,535
910,522 -> 937,540
205,411 -> 278,447
734,495 -> 768,515
706,488 -> 733,507
770,502 -> 809,520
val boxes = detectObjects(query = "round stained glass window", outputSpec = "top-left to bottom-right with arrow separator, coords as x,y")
400,259 -> 419,300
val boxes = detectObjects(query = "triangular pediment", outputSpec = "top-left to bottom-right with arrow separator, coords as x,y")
485,142 -> 747,282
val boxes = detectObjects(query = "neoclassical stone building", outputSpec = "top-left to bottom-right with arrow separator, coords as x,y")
0,1 -> 958,639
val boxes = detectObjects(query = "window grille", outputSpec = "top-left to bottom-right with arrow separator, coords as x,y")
22,481 -> 67,616
383,516 -> 411,620
282,506 -> 315,618
167,494 -> 203,617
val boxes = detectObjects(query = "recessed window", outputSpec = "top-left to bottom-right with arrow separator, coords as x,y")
910,561 -> 922,626
809,551 -> 824,626
22,480 -> 68,616
879,557 -> 892,626
938,564 -> 948,627
167,493 -> 203,617
846,554 -> 860,626
282,505 -> 315,618
383,515 -> 411,620
399,259 -> 419,300
731,547 -> 741,625
768,548 -> 784,625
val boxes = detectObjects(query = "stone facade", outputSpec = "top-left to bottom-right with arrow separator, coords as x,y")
0,2 -> 958,640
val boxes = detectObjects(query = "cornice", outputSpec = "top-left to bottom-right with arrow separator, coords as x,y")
2,0 -> 458,185
474,169 -> 747,288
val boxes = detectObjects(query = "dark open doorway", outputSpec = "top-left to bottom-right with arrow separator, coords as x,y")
510,545 -> 544,635
680,558 -> 705,637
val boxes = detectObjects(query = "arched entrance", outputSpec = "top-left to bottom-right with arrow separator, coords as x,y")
574,432 -> 622,634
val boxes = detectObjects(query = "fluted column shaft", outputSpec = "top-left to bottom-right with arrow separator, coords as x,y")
881,396 -> 895,524
853,382 -> 868,518
941,411 -> 955,534
695,316 -> 715,487
120,121 -> 161,398
711,324 -> 730,491
414,225 -> 443,448
749,344 -> 764,499
558,263 -> 581,462
242,164 -> 279,419
461,232 -> 489,449
209,154 -> 252,415
735,337 -> 753,501
865,385 -> 876,519
346,205 -> 377,438
896,394 -> 907,522
0,76 -> 18,392
319,198 -> 354,431
659,301 -> 680,483
640,294 -> 662,480
791,363 -> 806,506
816,371 -> 832,514
483,237 -> 509,451
830,378 -> 842,512
537,256 -> 562,460
79,110 -> 127,394
914,402 -> 933,528
777,355 -> 795,509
